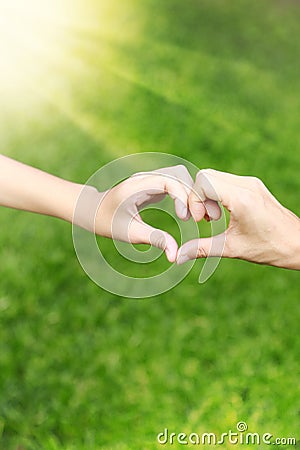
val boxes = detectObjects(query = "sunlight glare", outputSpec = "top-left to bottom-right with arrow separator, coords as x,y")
0,0 -> 73,96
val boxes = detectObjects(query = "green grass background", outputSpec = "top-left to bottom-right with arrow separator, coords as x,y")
0,0 -> 300,448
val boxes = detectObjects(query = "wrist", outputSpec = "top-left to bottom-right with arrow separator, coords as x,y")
274,209 -> 300,270
71,184 -> 104,232
284,231 -> 300,270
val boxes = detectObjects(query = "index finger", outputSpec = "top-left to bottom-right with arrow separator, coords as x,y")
189,169 -> 238,221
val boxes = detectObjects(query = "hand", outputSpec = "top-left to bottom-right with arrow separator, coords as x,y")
177,169 -> 300,269
74,165 -> 193,263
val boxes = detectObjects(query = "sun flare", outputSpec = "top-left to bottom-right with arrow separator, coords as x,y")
0,0 -> 75,96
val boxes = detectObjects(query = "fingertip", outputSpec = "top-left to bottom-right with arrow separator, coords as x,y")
189,200 -> 206,222
204,200 -> 222,220
176,245 -> 188,265
177,239 -> 200,263
165,249 -> 177,263
181,210 -> 191,222
165,248 -> 176,263
174,198 -> 189,221
164,233 -> 178,263
150,229 -> 178,263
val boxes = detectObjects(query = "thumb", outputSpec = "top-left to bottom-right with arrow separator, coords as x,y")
130,219 -> 178,263
177,233 -> 226,264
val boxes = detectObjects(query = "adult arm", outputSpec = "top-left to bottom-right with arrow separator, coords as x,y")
177,169 -> 300,270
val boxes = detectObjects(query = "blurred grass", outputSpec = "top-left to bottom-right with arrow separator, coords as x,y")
0,0 -> 300,449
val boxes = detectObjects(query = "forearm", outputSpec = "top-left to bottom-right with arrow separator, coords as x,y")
0,155 -> 84,223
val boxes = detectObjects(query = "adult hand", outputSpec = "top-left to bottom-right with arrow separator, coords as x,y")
177,169 -> 300,270
74,165 -> 193,263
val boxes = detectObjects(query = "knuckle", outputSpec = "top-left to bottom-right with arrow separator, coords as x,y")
197,245 -> 208,258
175,164 -> 186,170
177,164 -> 190,178
196,171 -> 205,183
196,168 -> 212,181
252,176 -> 262,186
235,188 -> 256,209
248,176 -> 264,190
190,191 -> 203,204
131,171 -> 149,179
199,168 -> 213,174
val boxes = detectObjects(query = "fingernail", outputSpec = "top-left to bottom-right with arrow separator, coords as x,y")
176,254 -> 190,265
178,204 -> 188,219
182,205 -> 188,217
165,248 -> 176,263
